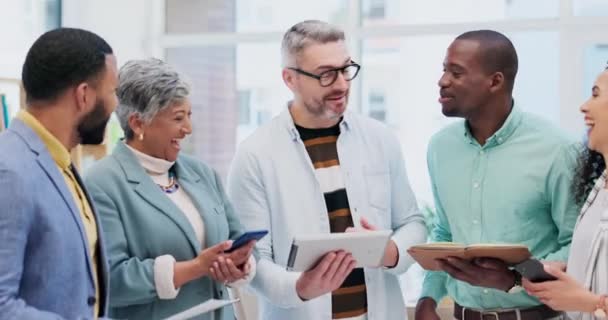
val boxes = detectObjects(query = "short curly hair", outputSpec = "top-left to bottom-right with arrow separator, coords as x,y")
22,28 -> 113,104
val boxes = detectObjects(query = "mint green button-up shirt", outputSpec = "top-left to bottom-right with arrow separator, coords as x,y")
421,107 -> 581,309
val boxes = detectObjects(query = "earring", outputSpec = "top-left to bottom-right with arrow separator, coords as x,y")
138,133 -> 144,141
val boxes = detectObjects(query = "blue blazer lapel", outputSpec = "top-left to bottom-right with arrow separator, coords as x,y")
113,142 -> 201,254
175,162 -> 222,247
9,119 -> 98,291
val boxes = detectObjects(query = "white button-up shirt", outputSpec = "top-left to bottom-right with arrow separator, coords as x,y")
227,107 -> 427,320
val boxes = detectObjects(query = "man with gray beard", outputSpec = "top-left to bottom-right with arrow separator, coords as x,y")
227,20 -> 427,320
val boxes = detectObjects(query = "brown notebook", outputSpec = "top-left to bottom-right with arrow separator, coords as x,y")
407,242 -> 531,271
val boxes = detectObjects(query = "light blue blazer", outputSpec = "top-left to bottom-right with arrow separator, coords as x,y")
85,141 -> 243,320
0,119 -> 109,319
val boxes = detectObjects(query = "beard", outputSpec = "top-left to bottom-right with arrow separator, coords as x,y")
77,98 -> 111,145
304,90 -> 349,120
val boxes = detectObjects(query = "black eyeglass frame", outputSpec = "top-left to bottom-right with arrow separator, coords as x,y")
288,62 -> 361,87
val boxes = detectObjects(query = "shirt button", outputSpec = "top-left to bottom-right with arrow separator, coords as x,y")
483,289 -> 489,294
479,150 -> 484,155
87,296 -> 96,306
473,182 -> 480,189
472,220 -> 479,224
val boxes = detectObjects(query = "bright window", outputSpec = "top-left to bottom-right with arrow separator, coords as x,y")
157,0 -> 608,306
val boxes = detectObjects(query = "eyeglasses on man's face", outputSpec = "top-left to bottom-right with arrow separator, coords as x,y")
288,62 -> 361,87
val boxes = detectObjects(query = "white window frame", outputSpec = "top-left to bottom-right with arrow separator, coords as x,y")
155,0 -> 608,136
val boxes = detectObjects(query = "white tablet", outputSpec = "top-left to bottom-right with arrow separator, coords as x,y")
286,230 -> 392,272
164,299 -> 238,320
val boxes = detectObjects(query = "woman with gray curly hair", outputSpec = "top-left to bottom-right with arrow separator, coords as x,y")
84,58 -> 256,320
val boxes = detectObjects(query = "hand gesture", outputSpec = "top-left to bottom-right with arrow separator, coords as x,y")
208,240 -> 255,284
194,241 -> 232,278
415,298 -> 441,320
346,217 -> 398,268
438,257 -> 515,291
295,251 -> 356,300
523,264 -> 598,312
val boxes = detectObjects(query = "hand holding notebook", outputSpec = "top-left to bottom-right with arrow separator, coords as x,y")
407,242 -> 531,271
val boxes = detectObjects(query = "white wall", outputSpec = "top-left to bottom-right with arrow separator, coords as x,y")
0,0 -> 164,77
62,0 -> 164,67
0,0 -> 49,78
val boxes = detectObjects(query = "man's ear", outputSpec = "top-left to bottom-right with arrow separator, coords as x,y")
282,68 -> 296,91
489,72 -> 505,93
74,82 -> 96,114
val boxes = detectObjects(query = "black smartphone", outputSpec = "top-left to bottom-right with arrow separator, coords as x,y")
513,259 -> 557,282
225,230 -> 268,253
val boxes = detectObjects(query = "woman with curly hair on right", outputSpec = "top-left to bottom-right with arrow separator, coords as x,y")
524,66 -> 608,320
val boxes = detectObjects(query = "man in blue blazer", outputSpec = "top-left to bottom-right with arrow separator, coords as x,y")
0,28 -> 118,319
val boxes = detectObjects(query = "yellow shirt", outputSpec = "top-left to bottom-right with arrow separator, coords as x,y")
17,110 -> 100,318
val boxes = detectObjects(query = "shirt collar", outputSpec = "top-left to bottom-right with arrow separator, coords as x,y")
17,110 -> 71,170
124,143 -> 175,175
580,170 -> 608,217
283,101 -> 351,141
463,102 -> 523,148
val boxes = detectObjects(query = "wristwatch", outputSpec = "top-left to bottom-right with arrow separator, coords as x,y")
507,270 -> 524,294
594,295 -> 607,318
